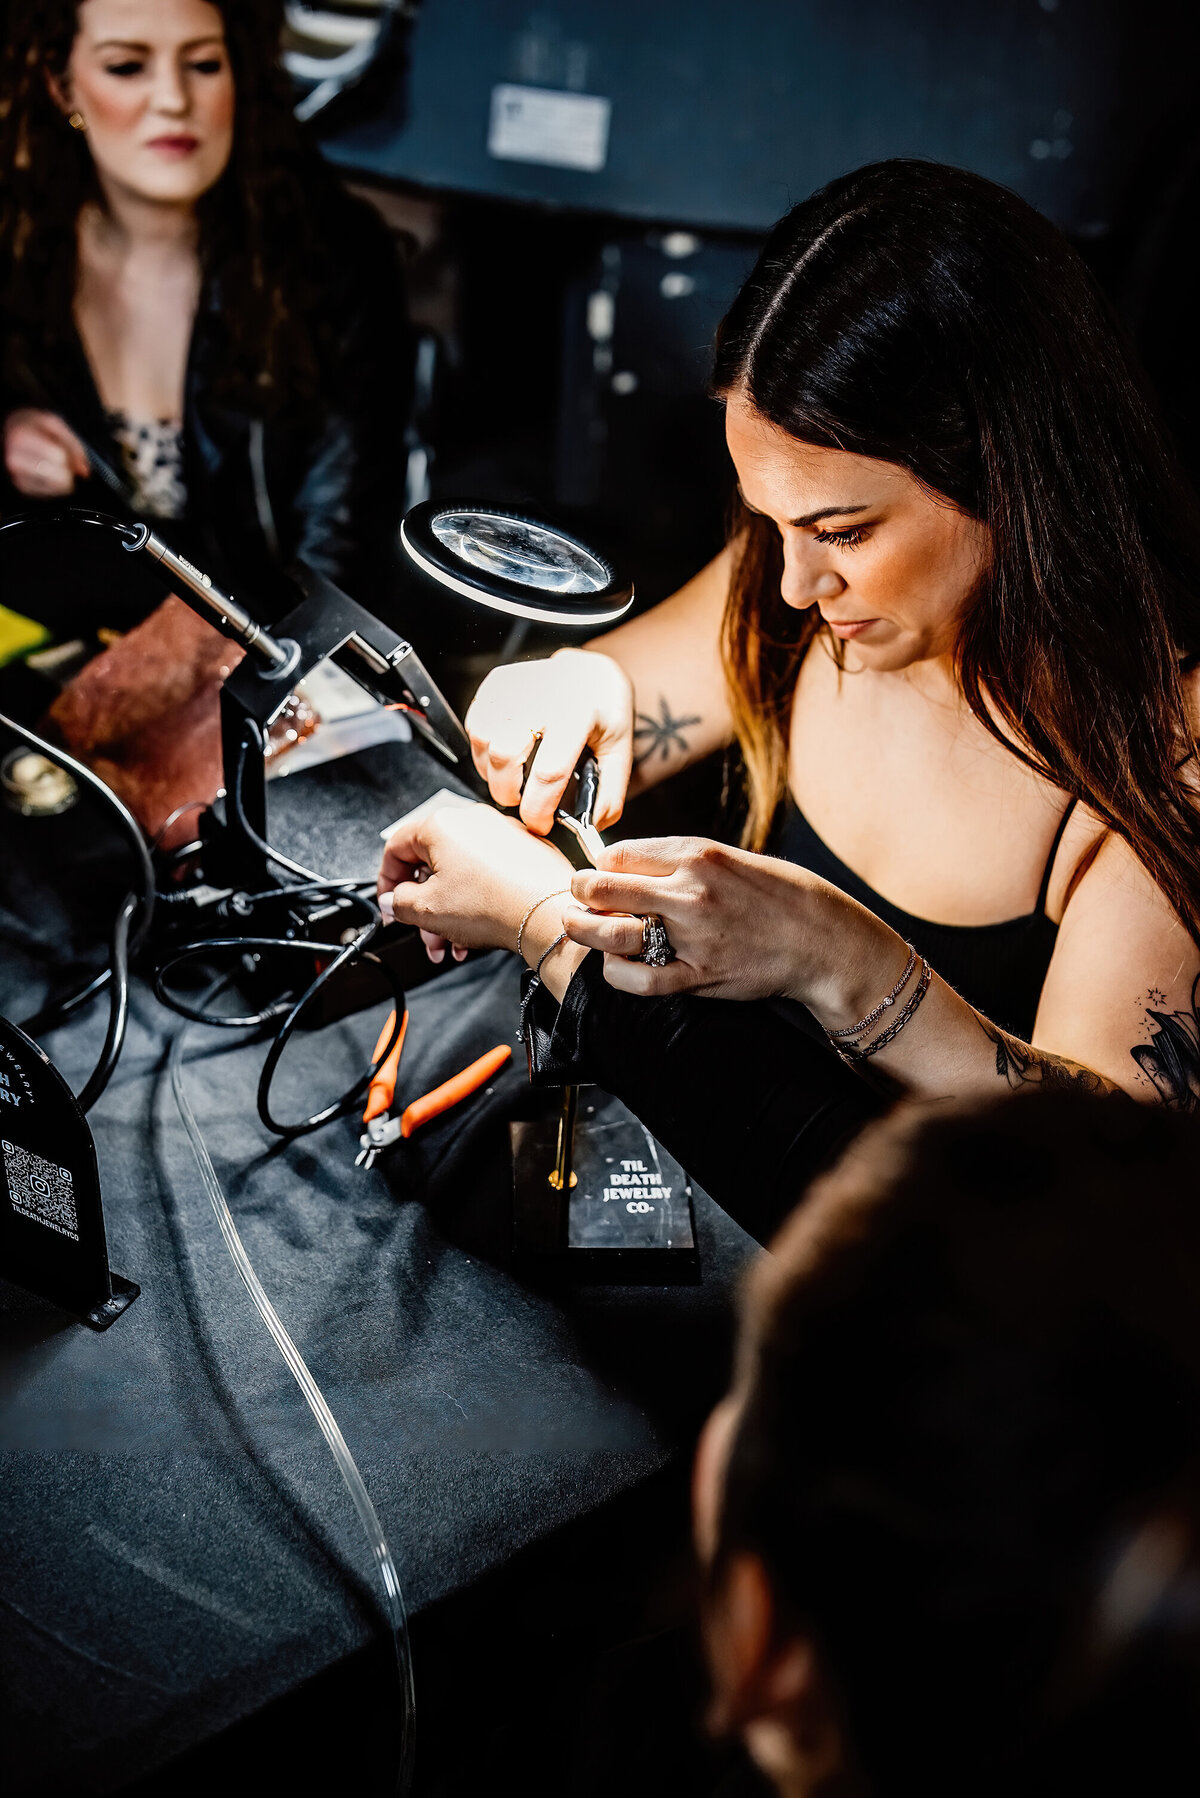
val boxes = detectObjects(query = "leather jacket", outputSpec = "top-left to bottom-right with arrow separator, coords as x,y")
0,187 -> 414,627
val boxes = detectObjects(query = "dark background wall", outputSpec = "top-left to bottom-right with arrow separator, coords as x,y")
311,0 -> 1200,634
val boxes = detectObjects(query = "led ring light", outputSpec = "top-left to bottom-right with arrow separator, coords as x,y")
399,501 -> 634,627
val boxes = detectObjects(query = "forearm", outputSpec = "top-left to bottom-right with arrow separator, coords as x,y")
586,548 -> 733,794
800,890 -> 1118,1100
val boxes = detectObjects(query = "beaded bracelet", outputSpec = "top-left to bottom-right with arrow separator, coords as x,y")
834,958 -> 932,1063
827,943 -> 918,1041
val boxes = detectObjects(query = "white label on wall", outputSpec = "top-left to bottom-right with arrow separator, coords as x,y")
488,84 -> 611,173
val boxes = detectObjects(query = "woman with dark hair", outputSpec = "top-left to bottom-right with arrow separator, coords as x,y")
694,1090 -> 1200,1796
0,0 -> 412,841
0,0 -> 411,602
378,161 -> 1200,1222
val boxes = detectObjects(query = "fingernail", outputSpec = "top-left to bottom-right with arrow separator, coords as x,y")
377,891 -> 394,921
426,944 -> 445,963
452,944 -> 469,962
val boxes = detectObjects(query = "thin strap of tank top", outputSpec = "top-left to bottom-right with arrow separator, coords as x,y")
1035,798 -> 1079,917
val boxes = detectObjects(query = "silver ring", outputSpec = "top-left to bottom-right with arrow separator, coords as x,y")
634,912 -> 674,967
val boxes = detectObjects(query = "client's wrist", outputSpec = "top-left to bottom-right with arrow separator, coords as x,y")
513,885 -> 570,960
521,899 -> 587,1001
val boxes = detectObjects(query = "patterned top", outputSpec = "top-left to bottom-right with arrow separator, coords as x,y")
107,411 -> 186,520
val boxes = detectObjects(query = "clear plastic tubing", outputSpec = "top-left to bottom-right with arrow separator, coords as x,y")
169,1025 -> 415,1790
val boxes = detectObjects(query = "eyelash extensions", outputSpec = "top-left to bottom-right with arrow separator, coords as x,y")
814,525 -> 869,548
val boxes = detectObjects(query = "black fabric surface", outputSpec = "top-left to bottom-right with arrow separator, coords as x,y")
0,748 -> 759,1795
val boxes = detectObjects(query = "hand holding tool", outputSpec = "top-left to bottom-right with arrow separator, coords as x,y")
554,748 -> 605,866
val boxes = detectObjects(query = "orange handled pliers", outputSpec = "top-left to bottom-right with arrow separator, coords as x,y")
355,1008 -> 512,1169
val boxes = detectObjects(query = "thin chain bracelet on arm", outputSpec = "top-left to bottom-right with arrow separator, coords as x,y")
833,958 -> 933,1064
517,930 -> 570,1038
515,888 -> 570,963
827,943 -> 918,1041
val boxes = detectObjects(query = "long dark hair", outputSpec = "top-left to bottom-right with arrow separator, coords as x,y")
0,0 -> 338,414
713,159 -> 1200,942
718,1091 -> 1200,1795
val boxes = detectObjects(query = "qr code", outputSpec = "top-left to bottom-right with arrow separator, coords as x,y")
2,1139 -> 79,1241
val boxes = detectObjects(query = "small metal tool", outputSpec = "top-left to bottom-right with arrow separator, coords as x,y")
555,748 -> 605,865
356,1113 -> 403,1169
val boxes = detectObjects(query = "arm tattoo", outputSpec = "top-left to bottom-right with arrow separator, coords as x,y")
633,695 -> 701,768
981,973 -> 1200,1112
981,1021 -> 1115,1095
1130,973 -> 1200,1112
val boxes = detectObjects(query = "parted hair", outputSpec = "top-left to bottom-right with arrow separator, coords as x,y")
719,1091 -> 1200,1796
0,0 -> 340,416
712,159 -> 1200,943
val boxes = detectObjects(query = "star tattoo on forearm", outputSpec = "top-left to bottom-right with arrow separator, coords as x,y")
633,695 -> 701,768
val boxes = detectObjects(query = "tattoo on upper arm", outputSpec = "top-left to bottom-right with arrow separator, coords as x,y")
981,974 -> 1200,1112
981,1021 -> 1115,1094
1130,973 -> 1200,1112
633,696 -> 701,768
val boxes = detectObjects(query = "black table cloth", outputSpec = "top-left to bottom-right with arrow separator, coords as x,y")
0,733 -> 758,1795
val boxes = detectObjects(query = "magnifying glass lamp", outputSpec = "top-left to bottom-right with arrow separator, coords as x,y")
399,501 -> 633,630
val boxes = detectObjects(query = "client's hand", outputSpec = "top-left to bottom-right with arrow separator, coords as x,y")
378,802 -> 576,964
4,408 -> 91,497
566,836 -> 840,1003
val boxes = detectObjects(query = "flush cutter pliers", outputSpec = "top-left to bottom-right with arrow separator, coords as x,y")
355,1006 -> 512,1169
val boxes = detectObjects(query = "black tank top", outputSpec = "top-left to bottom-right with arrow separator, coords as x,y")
773,797 -> 1077,1040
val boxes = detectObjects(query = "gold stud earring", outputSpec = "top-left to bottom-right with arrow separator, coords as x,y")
68,111 -> 86,131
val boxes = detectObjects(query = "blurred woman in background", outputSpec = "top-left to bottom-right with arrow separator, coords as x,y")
0,0 -> 411,598
0,0 -> 412,839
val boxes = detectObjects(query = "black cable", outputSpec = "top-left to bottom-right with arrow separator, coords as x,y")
1,711 -> 155,954
2,713 -> 155,1110
153,940 -> 301,1028
20,965 -> 112,1037
233,729 -> 359,890
154,921 -> 405,1136
76,893 -> 135,1114
151,798 -> 209,851
233,879 -> 378,909
256,921 -> 403,1138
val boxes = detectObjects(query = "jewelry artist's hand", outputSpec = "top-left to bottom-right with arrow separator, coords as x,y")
565,836 -> 846,1003
4,408 -> 91,497
464,647 -> 633,836
378,802 -> 575,962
